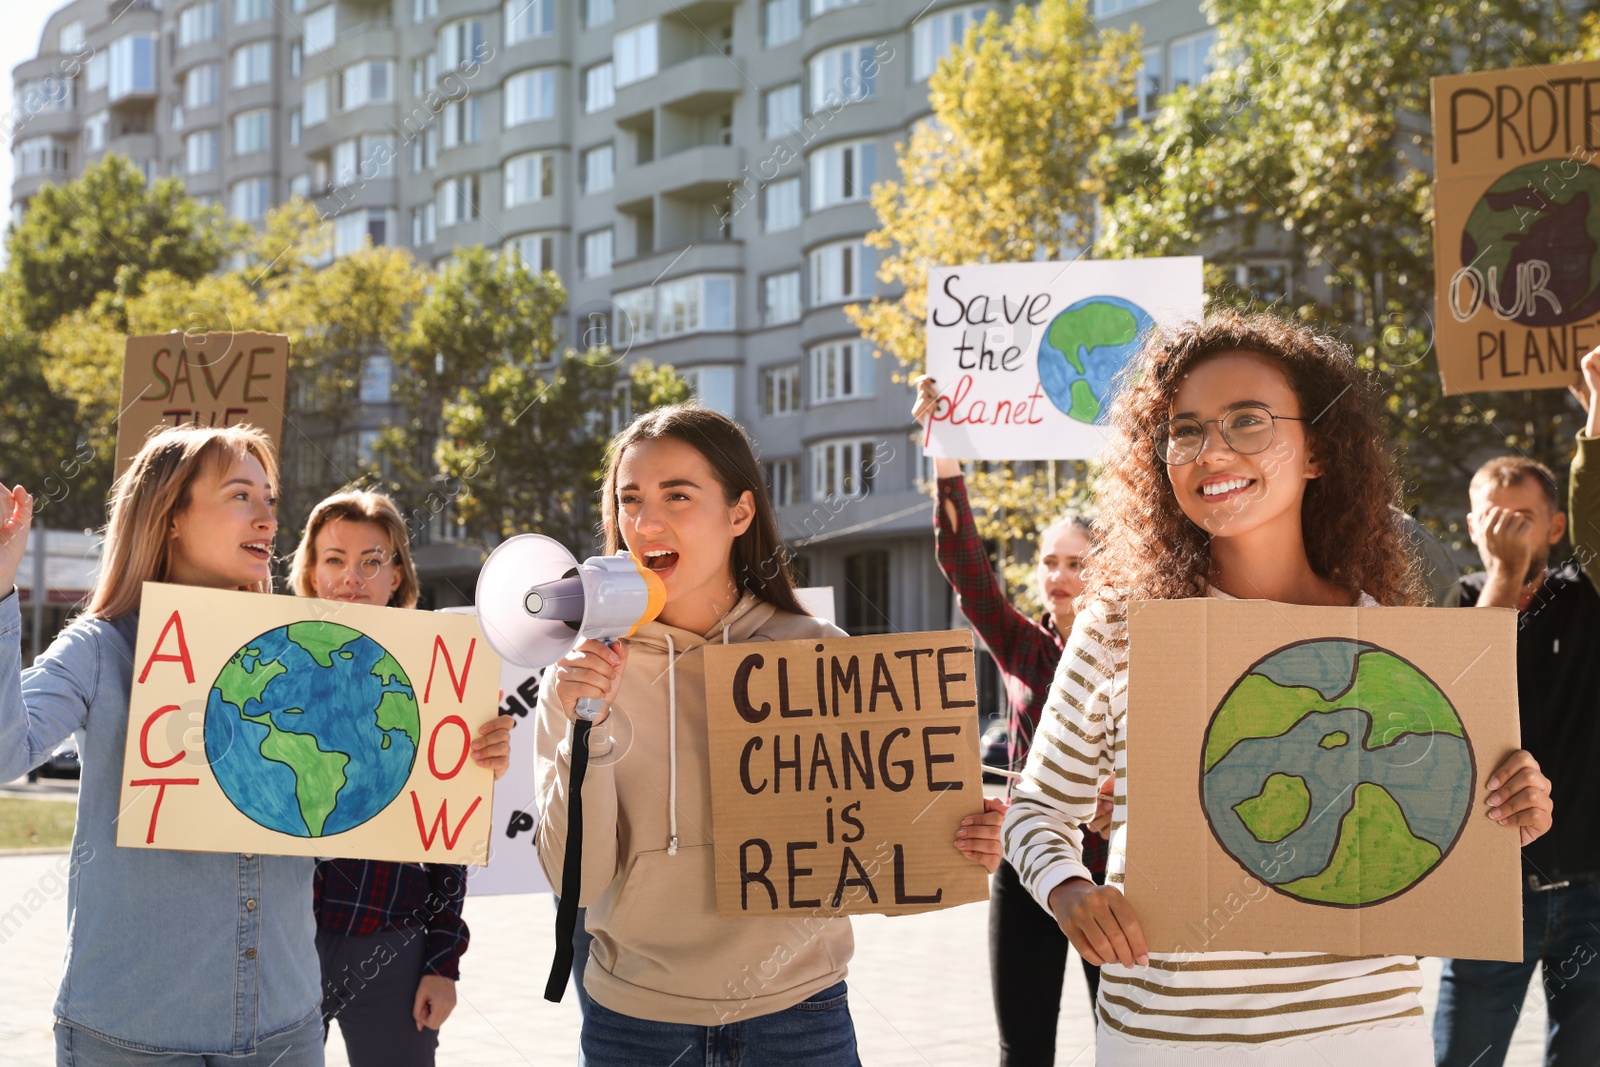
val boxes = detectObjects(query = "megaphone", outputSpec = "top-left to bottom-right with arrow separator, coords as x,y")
473,534 -> 666,1003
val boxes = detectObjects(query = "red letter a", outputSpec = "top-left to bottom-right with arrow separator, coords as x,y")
138,611 -> 196,684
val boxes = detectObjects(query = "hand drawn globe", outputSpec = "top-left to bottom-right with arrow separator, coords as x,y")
205,621 -> 420,837
1199,640 -> 1473,907
1036,296 -> 1154,424
1461,159 -> 1600,327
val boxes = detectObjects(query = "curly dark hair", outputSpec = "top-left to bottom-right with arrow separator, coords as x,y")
1087,310 -> 1423,607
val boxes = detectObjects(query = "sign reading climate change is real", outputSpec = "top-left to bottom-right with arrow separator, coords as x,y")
922,258 -> 1203,460
117,584 -> 501,864
1432,59 -> 1600,394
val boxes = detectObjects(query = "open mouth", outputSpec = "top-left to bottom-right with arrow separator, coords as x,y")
1200,477 -> 1256,502
641,549 -> 679,572
242,541 -> 272,561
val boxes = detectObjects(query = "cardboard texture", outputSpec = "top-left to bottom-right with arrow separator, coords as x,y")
922,258 -> 1204,459
1124,600 -> 1522,961
115,332 -> 289,476
1431,60 -> 1600,394
703,631 -> 989,918
117,584 -> 499,864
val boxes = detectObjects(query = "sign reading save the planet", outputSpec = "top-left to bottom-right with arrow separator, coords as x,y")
1124,600 -> 1522,961
922,258 -> 1203,460
117,583 -> 501,864
1431,59 -> 1600,394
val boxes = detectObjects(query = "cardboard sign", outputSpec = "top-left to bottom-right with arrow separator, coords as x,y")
1124,599 -> 1522,960
117,584 -> 500,864
115,332 -> 289,476
922,259 -> 1204,459
703,631 -> 989,918
1431,60 -> 1600,394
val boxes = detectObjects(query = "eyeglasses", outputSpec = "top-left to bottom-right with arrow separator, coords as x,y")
1154,406 -> 1305,466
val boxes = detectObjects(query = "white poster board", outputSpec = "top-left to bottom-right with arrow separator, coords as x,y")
922,258 -> 1204,460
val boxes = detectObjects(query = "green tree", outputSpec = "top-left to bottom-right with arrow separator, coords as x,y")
1096,0 -> 1584,544
4,155 -> 239,334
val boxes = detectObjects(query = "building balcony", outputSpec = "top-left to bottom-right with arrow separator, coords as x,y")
607,240 -> 746,292
612,143 -> 743,209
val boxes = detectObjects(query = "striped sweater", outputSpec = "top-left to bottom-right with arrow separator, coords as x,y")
1002,590 -> 1430,1053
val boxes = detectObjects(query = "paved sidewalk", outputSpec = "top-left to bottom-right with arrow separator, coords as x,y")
0,851 -> 1548,1065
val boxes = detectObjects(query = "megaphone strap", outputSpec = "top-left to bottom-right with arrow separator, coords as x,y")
545,718 -> 591,1003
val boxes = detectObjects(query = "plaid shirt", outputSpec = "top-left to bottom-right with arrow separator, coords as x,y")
314,860 -> 469,980
934,475 -> 1107,876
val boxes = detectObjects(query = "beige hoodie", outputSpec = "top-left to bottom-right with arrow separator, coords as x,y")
535,594 -> 855,1025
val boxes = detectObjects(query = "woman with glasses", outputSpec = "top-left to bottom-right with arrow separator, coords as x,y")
1002,311 -> 1552,1064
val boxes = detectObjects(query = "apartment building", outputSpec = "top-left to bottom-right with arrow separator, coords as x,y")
11,0 -> 1220,638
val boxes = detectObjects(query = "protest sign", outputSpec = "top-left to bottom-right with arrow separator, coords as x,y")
1432,59 -> 1600,394
115,332 -> 289,476
922,258 -> 1203,460
118,584 -> 500,864
703,631 -> 989,918
1124,599 -> 1522,960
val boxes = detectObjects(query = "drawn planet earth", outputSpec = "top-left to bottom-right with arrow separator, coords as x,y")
1036,295 -> 1153,424
205,622 -> 420,837
1200,640 -> 1473,907
1461,158 -> 1600,327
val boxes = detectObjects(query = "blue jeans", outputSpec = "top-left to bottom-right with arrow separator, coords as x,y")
580,981 -> 860,1067
1434,880 -> 1600,1066
56,1013 -> 324,1066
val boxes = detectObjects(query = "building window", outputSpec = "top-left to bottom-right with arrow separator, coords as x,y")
581,228 -> 613,278
303,78 -> 329,126
1124,45 -> 1161,122
613,287 -> 655,346
303,5 -> 335,52
85,112 -> 110,152
811,0 -> 866,13
584,0 -> 615,28
411,202 -> 437,245
359,355 -> 393,402
763,177 -> 802,233
290,43 -> 303,77
913,5 -> 988,82
232,109 -> 271,155
763,83 -> 802,140
660,275 -> 734,338
333,139 -> 359,187
361,135 -> 396,180
438,176 -> 480,227
15,137 -> 71,177
18,77 -> 75,116
289,174 -> 311,199
58,20 -> 86,54
584,61 -> 615,113
342,61 -> 394,109
413,0 -> 438,22
288,109 -> 301,145
109,34 -> 158,101
1093,0 -> 1157,13
178,2 -> 220,47
761,364 -> 802,417
1236,261 -> 1290,306
810,140 -> 875,210
235,0 -> 269,23
412,128 -> 439,171
506,0 -> 555,43
505,68 -> 557,126
810,438 -> 878,502
229,177 -> 272,222
172,103 -> 186,132
810,41 -> 879,112
87,52 -> 108,92
809,239 -> 876,306
1170,29 -> 1217,92
809,340 -> 872,403
443,96 -> 482,146
439,18 -> 485,70
504,151 -> 556,206
764,0 -> 801,47
185,129 -> 219,173
761,271 -> 802,326
506,232 -> 556,273
184,64 -> 220,108
334,208 -> 391,256
843,549 -> 890,633
232,42 -> 274,88
614,22 -> 658,87
765,458 -> 800,507
580,143 -> 615,196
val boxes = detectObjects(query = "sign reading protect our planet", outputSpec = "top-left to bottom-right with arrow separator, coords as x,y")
1124,599 -> 1523,961
922,258 -> 1203,460
117,584 -> 501,864
1431,59 -> 1600,394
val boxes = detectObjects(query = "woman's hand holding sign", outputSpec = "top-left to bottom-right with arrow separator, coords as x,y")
956,796 -> 1008,873
0,483 -> 33,594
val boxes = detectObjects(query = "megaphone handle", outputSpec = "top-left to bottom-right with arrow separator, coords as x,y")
573,638 -> 616,721
546,716 -> 592,1003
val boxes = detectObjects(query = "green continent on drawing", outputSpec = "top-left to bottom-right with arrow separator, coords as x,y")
205,624 -> 421,838
1036,296 -> 1154,425
1200,639 -> 1473,907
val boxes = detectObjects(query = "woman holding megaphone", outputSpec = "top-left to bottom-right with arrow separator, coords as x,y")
535,405 -> 1004,1065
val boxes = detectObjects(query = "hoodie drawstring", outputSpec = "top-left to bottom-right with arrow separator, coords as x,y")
666,632 -> 679,856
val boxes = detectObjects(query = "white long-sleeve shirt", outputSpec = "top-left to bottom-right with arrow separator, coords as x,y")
1003,589 -> 1432,1060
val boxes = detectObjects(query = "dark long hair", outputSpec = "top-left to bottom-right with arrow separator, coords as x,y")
601,405 -> 809,617
1088,310 -> 1423,607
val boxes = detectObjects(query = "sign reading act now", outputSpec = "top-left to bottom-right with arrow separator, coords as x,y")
703,632 -> 989,919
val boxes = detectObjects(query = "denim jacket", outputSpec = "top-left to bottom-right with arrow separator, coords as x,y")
0,591 -> 319,1054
